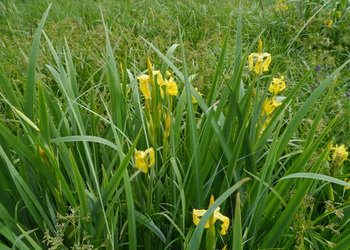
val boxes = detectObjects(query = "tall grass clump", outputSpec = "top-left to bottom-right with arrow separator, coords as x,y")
1,2 -> 350,250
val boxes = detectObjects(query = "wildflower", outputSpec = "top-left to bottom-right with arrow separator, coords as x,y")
314,64 -> 322,72
137,75 -> 152,99
134,148 -> 155,173
248,38 -> 272,75
269,76 -> 286,95
165,77 -> 178,96
261,97 -> 282,117
157,74 -> 178,98
324,19 -> 334,26
192,195 -> 230,235
336,11 -> 342,19
330,144 -> 348,166
275,0 -> 288,11
192,88 -> 203,104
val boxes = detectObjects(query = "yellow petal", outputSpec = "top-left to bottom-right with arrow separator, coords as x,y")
260,97 -> 269,116
209,195 -> 215,206
146,147 -> 155,167
254,60 -> 263,75
262,54 -> 271,72
192,194 -> 230,234
331,144 -> 348,166
157,73 -> 164,86
192,209 -> 210,228
137,75 -> 152,99
134,150 -> 148,173
248,53 -> 257,71
269,76 -> 286,95
166,78 -> 178,96
214,212 -> 230,235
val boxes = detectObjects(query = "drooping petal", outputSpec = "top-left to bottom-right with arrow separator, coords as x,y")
134,150 -> 148,173
192,209 -> 210,228
138,75 -> 152,99
214,212 -> 230,235
166,77 -> 178,96
262,53 -> 271,72
248,53 -> 258,71
157,73 -> 164,86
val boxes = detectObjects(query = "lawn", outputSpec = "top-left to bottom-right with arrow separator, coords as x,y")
0,0 -> 350,249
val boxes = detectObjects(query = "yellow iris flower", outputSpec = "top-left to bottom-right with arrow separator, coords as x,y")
192,195 -> 230,235
261,97 -> 282,117
336,11 -> 342,19
275,0 -> 288,11
134,147 -> 155,173
269,76 -> 286,95
330,144 -> 348,166
324,19 -> 334,26
157,74 -> 178,98
248,38 -> 272,75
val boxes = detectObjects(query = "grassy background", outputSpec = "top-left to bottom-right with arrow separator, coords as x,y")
1,0 -> 350,249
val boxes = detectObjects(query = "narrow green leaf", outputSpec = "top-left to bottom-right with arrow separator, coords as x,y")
233,192 -> 242,250
261,141 -> 332,247
13,107 -> 40,132
69,150 -> 93,234
177,24 -> 203,207
37,80 -> 50,143
24,4 -> 51,119
0,222 -> 28,249
333,237 -> 349,250
16,224 -> 42,250
276,59 -> 350,158
0,70 -> 21,108
92,132 -> 140,214
279,173 -> 350,189
0,146 -> 54,232
123,171 -> 137,250
51,136 -> 120,152
134,210 -> 166,243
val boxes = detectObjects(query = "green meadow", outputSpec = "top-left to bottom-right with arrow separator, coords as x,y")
0,0 -> 350,249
